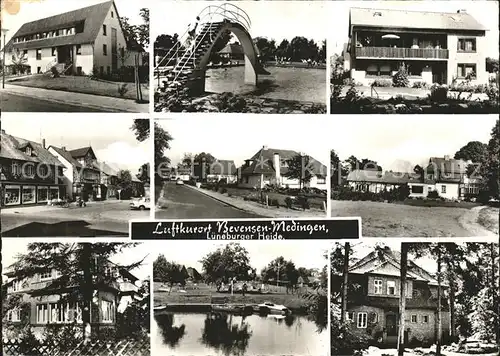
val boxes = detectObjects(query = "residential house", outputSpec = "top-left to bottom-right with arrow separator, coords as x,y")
0,129 -> 66,207
207,159 -> 237,183
238,146 -> 327,189
48,146 -> 101,201
346,156 -> 480,200
333,247 -> 449,346
176,165 -> 192,181
98,162 -> 119,200
346,7 -> 488,86
131,175 -> 145,197
3,258 -> 141,338
3,0 -> 144,76
218,43 -> 244,61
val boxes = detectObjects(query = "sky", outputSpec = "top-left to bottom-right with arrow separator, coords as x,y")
1,0 -> 150,48
328,0 -> 499,58
1,240 -> 152,281
157,117 -> 330,168
151,1 -> 327,46
149,240 -> 329,274
328,116 -> 497,173
2,114 -> 150,172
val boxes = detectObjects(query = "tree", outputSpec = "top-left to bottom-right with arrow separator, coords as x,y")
153,255 -> 188,294
116,170 -> 132,199
254,37 -> 277,62
284,154 -> 314,189
331,150 -> 348,188
413,164 -> 425,181
261,257 -> 299,293
8,243 -> 143,343
345,156 -> 382,171
481,119 -> 500,198
192,152 -> 216,180
454,141 -> 488,163
398,242 -> 408,356
486,57 -> 499,73
200,243 -> 252,287
120,8 -> 149,49
318,40 -> 326,62
153,122 -> 174,179
341,242 -> 350,324
275,39 -> 291,59
10,48 -> 28,74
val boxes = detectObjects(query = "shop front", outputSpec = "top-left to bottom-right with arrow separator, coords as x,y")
1,182 -> 65,207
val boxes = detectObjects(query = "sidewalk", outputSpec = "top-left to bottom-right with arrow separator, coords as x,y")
2,84 -> 149,113
185,184 -> 327,218
1,199 -> 125,216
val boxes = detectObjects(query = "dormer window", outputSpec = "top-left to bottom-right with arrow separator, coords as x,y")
26,146 -> 32,156
40,271 -> 53,281
12,163 -> 20,175
373,11 -> 382,17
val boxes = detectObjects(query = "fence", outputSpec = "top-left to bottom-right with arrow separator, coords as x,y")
2,338 -> 150,356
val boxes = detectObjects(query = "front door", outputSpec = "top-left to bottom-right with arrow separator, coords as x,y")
386,314 -> 398,337
111,28 -> 118,71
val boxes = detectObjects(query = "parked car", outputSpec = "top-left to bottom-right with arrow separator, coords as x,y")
176,179 -> 184,185
130,197 -> 150,210
257,302 -> 291,315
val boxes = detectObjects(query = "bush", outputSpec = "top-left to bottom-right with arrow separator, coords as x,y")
219,187 -> 228,194
284,196 -> 294,209
412,81 -> 428,89
485,84 -> 499,102
296,195 -> 310,210
118,83 -> 128,97
371,79 -> 392,87
428,84 -> 449,103
427,190 -> 440,199
392,64 -> 410,87
270,198 -> 280,208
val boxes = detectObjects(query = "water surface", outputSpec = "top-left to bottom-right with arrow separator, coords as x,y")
154,312 -> 327,356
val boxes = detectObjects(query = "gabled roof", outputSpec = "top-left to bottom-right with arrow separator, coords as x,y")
350,247 -> 445,287
70,146 -> 95,159
209,160 -> 237,175
95,162 -> 119,176
349,7 -> 487,33
1,132 -> 64,167
5,1 -> 114,51
219,43 -> 243,55
240,146 -> 326,177
49,146 -> 82,168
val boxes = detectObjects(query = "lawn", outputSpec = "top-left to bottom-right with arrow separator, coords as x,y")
203,185 -> 327,210
330,200 -> 474,237
8,75 -> 150,101
153,282 -> 314,312
477,207 -> 500,235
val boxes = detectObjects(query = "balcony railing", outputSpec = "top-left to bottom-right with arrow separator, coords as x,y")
355,46 -> 449,60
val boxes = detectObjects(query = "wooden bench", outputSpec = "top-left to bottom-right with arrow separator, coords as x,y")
211,296 -> 228,305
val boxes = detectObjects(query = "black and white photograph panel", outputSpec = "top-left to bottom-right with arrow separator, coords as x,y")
152,240 -> 328,356
154,117 -> 329,219
1,116 -> 151,237
0,0 -> 150,113
330,241 -> 499,356
153,1 -> 327,113
329,1 -> 499,114
2,241 -> 151,356
329,116 -> 499,238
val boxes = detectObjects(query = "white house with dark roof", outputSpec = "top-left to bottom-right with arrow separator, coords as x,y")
4,0 -> 144,76
207,159 -> 238,183
346,7 -> 488,85
238,146 -> 327,189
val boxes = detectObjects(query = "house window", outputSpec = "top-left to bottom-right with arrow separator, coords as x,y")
441,185 -> 446,194
77,66 -> 82,75
107,66 -> 110,75
40,271 -> 52,281
12,162 -> 20,175
120,47 -> 125,58
26,164 -> 35,176
357,312 -> 368,328
37,304 -> 49,323
22,186 -> 36,204
76,45 -> 82,55
111,11 -> 114,18
387,280 -> 396,295
103,24 -> 107,36
316,177 -> 326,184
8,309 -> 21,322
23,49 -> 28,56
411,314 -> 418,323
103,44 -> 107,56
457,38 -> 476,52
346,312 -> 354,321
37,187 -> 49,202
100,66 -> 104,75
457,63 -> 477,79
5,185 -> 21,205
37,67 -> 42,74
411,185 -> 424,194
51,47 -> 56,56
374,279 -> 383,294
36,48 -> 41,60
101,300 -> 114,323
423,315 -> 429,323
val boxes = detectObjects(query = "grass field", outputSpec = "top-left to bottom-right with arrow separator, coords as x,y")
153,282 -> 315,312
9,75 -> 150,101
331,200 -> 475,237
477,207 -> 500,235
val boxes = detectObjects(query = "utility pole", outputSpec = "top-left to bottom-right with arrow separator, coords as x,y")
2,28 -> 9,89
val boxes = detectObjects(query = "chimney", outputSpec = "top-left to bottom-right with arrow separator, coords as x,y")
273,153 -> 281,183
444,155 -> 450,161
457,9 -> 467,13
62,146 -> 66,151
262,145 -> 268,150
1,129 -> 5,134
42,139 -> 46,149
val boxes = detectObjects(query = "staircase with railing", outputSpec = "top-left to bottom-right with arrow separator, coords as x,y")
155,3 -> 267,94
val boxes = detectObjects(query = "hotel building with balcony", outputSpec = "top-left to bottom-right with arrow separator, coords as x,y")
345,8 -> 488,86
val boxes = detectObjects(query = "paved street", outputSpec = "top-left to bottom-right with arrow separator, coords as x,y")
155,182 -> 262,219
1,200 -> 148,237
0,92 -> 108,112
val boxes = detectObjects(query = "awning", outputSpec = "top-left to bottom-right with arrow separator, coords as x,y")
382,34 -> 400,39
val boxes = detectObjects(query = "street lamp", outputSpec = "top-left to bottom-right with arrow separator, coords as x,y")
1,28 -> 9,89
276,262 -> 281,288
